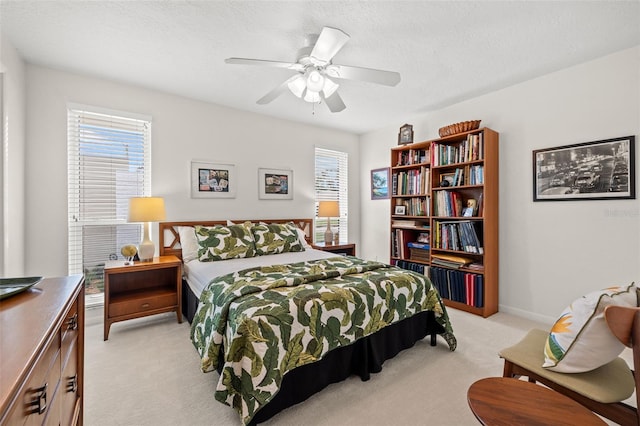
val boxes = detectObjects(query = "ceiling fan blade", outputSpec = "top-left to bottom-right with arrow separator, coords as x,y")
326,64 -> 401,86
322,91 -> 346,113
225,58 -> 304,72
256,75 -> 300,105
310,27 -> 350,65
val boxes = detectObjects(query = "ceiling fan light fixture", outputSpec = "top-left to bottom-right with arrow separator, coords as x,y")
322,77 -> 339,98
287,74 -> 306,98
303,89 -> 321,103
306,69 -> 325,92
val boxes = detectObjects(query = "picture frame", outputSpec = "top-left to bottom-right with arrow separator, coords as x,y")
533,135 -> 635,201
258,168 -> 293,200
394,205 -> 406,215
398,123 -> 414,145
191,160 -> 236,198
370,167 -> 390,200
439,172 -> 456,187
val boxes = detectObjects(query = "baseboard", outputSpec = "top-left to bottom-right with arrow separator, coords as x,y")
499,304 -> 555,325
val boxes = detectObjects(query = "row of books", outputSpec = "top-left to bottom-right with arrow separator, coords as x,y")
393,260 -> 429,275
445,165 -> 484,187
430,266 -> 484,308
433,190 -> 464,217
433,220 -> 483,254
391,229 -> 412,259
395,196 -> 430,216
392,166 -> 430,195
396,148 -> 429,166
431,133 -> 484,166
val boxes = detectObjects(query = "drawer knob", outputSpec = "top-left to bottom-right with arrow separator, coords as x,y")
67,374 -> 78,393
28,383 -> 47,415
141,303 -> 150,308
66,313 -> 78,330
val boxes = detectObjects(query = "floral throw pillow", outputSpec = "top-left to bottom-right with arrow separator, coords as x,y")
543,282 -> 638,373
195,223 -> 256,262
251,222 -> 305,256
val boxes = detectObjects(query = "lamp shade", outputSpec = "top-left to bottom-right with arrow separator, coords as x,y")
128,197 -> 166,222
318,201 -> 339,218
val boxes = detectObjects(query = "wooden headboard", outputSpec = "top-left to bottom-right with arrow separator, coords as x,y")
159,218 -> 314,261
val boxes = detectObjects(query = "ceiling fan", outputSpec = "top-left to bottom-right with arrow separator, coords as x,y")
225,26 -> 401,113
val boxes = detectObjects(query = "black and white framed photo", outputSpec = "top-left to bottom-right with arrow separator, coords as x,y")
533,136 -> 635,201
398,123 -> 414,145
191,160 -> 236,198
394,205 -> 406,215
258,168 -> 293,200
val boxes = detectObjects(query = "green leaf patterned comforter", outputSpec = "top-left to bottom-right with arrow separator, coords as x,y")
190,256 -> 456,425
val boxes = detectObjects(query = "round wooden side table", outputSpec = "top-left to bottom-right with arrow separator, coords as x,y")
467,377 -> 606,426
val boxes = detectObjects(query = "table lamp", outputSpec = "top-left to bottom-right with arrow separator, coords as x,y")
318,200 -> 339,244
128,197 -> 166,262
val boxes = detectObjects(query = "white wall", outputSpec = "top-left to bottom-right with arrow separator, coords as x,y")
25,65 -> 359,278
360,46 -> 640,323
0,33 -> 26,277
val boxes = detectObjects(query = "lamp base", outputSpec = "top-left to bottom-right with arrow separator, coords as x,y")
138,240 -> 155,262
324,228 -> 333,245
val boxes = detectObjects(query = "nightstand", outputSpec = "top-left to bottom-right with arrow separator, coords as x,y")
104,255 -> 182,340
311,242 -> 356,256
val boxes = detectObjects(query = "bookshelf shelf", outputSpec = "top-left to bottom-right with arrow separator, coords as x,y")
390,127 -> 499,317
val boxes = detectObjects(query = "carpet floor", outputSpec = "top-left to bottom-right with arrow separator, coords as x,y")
83,306 -> 621,425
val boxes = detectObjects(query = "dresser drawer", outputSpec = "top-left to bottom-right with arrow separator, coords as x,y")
61,298 -> 79,364
109,292 -> 177,318
5,333 -> 61,426
60,338 -> 80,426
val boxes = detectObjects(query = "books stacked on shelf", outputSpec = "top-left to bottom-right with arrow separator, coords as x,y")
431,253 -> 473,269
433,220 -> 483,254
430,266 -> 484,308
431,133 -> 484,166
395,197 -> 430,216
408,241 -> 430,262
397,148 -> 429,166
393,166 -> 430,195
394,259 -> 429,276
392,219 -> 419,228
447,165 -> 484,186
433,190 -> 463,217
391,228 -> 413,259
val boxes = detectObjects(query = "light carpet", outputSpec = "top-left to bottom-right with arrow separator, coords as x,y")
83,306 -> 609,426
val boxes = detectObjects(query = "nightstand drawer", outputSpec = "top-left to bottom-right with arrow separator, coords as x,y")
109,292 -> 177,317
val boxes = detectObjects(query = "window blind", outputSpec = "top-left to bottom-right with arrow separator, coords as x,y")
67,105 -> 151,295
314,147 -> 348,242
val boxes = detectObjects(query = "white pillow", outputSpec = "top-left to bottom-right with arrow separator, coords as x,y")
178,226 -> 199,263
543,282 -> 638,373
296,227 -> 312,249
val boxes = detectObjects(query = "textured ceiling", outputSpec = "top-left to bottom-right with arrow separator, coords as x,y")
1,1 -> 639,134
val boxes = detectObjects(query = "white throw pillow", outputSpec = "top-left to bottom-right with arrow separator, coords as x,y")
178,226 -> 199,263
543,282 -> 638,373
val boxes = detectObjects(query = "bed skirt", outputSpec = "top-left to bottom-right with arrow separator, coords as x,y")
182,279 -> 443,425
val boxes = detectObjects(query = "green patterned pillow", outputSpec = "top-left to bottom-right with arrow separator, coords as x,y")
543,282 -> 638,373
195,223 -> 256,261
251,222 -> 305,255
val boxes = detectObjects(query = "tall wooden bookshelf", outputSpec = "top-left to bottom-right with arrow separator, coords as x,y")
390,127 -> 499,317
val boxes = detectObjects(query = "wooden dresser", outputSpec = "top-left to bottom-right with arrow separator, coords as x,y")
0,275 -> 85,426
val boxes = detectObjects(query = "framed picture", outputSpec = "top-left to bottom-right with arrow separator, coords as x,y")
371,167 -> 390,200
398,123 -> 414,145
533,135 -> 635,201
191,160 -> 236,198
258,168 -> 293,200
439,172 -> 456,187
394,205 -> 406,215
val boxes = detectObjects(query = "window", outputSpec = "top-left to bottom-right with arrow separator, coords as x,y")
67,105 -> 151,306
314,147 -> 348,242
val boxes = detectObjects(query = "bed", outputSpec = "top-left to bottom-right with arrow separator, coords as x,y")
159,218 -> 457,425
